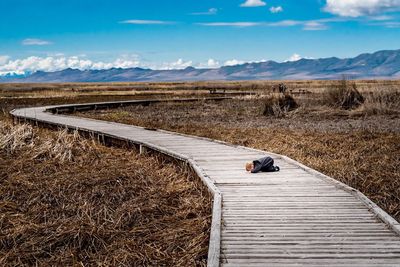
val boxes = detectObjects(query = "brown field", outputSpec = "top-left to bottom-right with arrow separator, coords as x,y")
2,80 -> 400,92
1,80 -> 400,265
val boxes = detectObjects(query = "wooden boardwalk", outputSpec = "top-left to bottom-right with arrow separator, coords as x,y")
11,100 -> 400,267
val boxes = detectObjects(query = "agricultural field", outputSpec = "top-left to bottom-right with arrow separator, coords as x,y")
1,80 -> 400,265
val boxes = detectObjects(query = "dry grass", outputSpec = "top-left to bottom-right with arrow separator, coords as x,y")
83,96 -> 400,222
356,89 -> 400,115
263,93 -> 298,117
0,92 -> 214,121
322,78 -> 364,110
0,122 -> 91,162
2,80 -> 400,96
0,122 -> 35,154
0,120 -> 211,266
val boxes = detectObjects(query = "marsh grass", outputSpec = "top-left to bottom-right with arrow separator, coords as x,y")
356,89 -> 400,115
0,122 -> 96,162
0,122 -> 35,154
263,93 -> 298,117
323,78 -> 365,110
0,121 -> 211,266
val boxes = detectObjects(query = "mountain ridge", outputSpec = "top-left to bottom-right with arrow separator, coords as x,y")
2,49 -> 400,82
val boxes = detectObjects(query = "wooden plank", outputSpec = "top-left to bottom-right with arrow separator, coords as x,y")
222,220 -> 385,224
222,224 -> 390,229
221,232 -> 395,237
222,260 -> 400,267
222,255 -> 400,262
222,245 -> 400,250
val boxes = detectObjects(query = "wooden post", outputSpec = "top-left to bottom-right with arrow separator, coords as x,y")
139,144 -> 147,155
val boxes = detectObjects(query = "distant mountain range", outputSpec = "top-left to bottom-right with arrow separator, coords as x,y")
2,49 -> 400,82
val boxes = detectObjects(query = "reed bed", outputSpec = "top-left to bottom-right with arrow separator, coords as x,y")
0,121 -> 211,266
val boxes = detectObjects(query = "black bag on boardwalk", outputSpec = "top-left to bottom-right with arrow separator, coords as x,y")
251,156 -> 280,173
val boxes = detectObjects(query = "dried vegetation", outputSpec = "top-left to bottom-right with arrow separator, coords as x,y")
357,89 -> 400,115
263,93 -> 298,117
0,121 -> 211,266
323,78 -> 365,109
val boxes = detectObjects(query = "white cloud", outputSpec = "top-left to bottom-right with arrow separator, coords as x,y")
303,21 -> 328,30
197,59 -> 220,68
270,6 -> 283,13
383,21 -> 400,27
367,15 -> 394,21
191,8 -> 218,15
0,55 -> 232,75
208,8 -> 218,14
0,56 -> 143,75
207,58 -> 220,68
370,21 -> 400,27
285,54 -> 314,62
197,18 -> 339,30
46,52 -> 65,57
160,59 -> 193,70
286,54 -> 302,62
0,55 -> 9,65
267,19 -> 329,30
119,20 -> 174,25
0,54 -> 321,75
268,20 -> 302,27
224,59 -> 245,66
197,22 -> 262,27
197,18 -> 337,30
22,38 -> 52,46
324,0 -> 400,17
240,0 -> 266,7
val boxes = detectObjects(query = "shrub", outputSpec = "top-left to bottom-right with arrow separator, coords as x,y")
324,78 -> 364,110
359,89 -> 400,115
263,93 -> 298,117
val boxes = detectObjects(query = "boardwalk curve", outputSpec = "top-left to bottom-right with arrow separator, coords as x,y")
10,99 -> 400,267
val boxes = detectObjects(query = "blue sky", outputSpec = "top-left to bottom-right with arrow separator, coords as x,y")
0,0 -> 399,74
